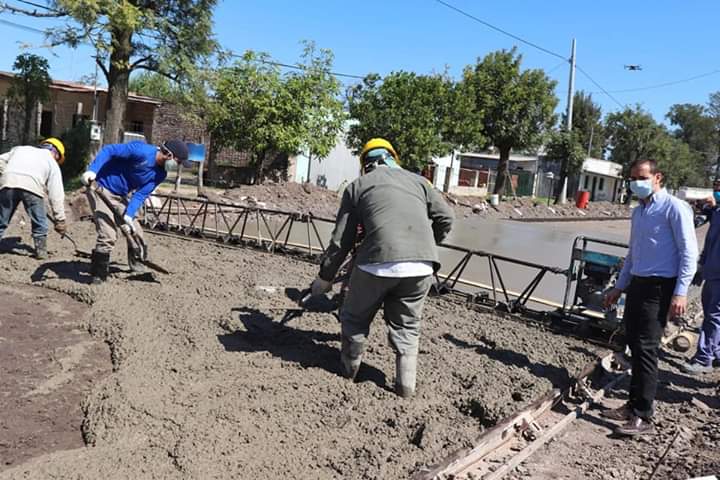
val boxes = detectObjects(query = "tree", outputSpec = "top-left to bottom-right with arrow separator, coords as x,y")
545,129 -> 586,200
287,41 -> 346,180
566,91 -> 605,158
8,53 -> 51,144
347,70 -> 468,173
12,0 -> 218,144
605,105 -> 666,174
208,51 -> 306,183
129,72 -> 181,101
652,134 -> 706,189
666,103 -> 717,172
461,48 -> 558,195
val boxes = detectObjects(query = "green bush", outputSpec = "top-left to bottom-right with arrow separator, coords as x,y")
59,121 -> 92,185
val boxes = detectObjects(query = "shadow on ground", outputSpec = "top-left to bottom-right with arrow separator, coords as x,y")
218,307 -> 388,390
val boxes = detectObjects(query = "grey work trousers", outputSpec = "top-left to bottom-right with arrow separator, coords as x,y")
340,267 -> 434,356
86,189 -> 145,255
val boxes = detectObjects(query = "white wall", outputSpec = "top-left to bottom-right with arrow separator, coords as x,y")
432,151 -> 460,192
294,135 -> 361,191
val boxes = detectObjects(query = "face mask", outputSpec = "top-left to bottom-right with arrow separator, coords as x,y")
629,179 -> 653,199
713,192 -> 720,203
164,159 -> 178,172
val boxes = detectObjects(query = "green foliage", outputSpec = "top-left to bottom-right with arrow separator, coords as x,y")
8,53 -> 51,144
59,121 -> 92,182
567,91 -> 605,158
287,41 -> 346,167
208,51 -> 306,182
347,70 -> 464,172
42,0 -> 218,143
545,129 -> 586,197
129,72 -> 181,101
461,48 -> 558,194
605,105 -> 666,174
608,105 -> 707,188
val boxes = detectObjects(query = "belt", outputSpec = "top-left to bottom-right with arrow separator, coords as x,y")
630,275 -> 676,285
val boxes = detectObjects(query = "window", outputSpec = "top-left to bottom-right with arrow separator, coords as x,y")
127,120 -> 144,134
583,175 -> 589,190
40,111 -> 53,138
598,178 -> 605,191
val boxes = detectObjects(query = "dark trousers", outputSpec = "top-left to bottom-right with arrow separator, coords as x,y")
624,276 -> 675,418
0,187 -> 48,240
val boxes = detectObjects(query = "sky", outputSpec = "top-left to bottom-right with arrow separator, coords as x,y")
1,0 -> 719,125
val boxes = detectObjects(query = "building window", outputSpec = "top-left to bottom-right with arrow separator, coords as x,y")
40,111 -> 53,138
598,178 -> 605,191
583,175 -> 589,190
127,120 -> 144,134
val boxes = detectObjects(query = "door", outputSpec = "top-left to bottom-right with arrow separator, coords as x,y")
590,176 -> 598,201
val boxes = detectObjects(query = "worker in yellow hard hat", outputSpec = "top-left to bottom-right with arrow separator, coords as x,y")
310,137 -> 455,398
0,138 -> 67,259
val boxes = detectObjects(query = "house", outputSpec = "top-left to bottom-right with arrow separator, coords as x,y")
577,158 -> 624,202
0,71 -> 159,148
291,130 -> 361,191
428,151 -> 540,197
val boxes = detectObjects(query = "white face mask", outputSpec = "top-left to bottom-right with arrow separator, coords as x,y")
629,179 -> 653,199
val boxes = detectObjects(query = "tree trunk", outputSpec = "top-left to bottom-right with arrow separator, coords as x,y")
103,28 -> 132,145
493,145 -> 511,195
554,157 -> 570,203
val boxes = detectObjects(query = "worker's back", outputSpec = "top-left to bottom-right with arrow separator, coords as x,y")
1,146 -> 59,198
345,166 -> 454,270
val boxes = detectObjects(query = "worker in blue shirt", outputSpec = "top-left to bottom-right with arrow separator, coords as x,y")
683,179 -> 720,374
81,140 -> 189,283
603,158 -> 698,436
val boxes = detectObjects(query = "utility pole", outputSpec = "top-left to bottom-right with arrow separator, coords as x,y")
558,38 -> 576,204
566,38 -> 577,132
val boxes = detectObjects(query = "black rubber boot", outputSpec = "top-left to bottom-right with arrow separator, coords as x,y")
91,250 -> 110,284
34,237 -> 48,260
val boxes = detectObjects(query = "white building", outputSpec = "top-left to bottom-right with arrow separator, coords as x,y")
577,158 -> 623,202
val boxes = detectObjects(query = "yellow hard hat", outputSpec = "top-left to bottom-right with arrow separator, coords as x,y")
360,138 -> 399,165
41,137 -> 65,165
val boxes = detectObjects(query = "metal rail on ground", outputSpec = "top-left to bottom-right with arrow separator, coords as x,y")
142,193 -> 568,314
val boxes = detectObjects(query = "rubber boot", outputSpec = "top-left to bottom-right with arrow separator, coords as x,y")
127,248 -> 147,273
395,354 -> 418,398
34,236 -> 48,260
340,337 -> 365,381
91,250 -> 110,284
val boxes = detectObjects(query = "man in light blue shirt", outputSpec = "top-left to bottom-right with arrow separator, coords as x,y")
604,158 -> 698,436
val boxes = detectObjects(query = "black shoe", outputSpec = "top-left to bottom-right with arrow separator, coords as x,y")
601,403 -> 633,421
615,416 -> 655,436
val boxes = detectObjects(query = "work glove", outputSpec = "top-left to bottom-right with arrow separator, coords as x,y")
54,220 -> 67,236
81,170 -> 96,186
120,214 -> 135,235
311,276 -> 333,297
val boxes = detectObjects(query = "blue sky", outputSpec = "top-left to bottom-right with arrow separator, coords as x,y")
1,0 -> 719,124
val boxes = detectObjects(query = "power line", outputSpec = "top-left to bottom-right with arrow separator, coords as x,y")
0,17 -> 45,34
576,65 -> 625,109
591,69 -> 720,94
14,0 -> 57,11
227,51 -> 366,80
432,0 -> 568,61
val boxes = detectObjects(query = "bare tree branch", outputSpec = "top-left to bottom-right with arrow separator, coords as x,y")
0,2 -> 66,17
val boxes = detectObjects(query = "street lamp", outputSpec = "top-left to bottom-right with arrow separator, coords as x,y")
545,172 -> 555,206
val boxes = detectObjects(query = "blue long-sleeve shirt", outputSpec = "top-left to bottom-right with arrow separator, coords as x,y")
616,188 -> 698,296
88,142 -> 167,219
700,205 -> 720,281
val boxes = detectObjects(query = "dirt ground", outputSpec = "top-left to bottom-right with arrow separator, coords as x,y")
509,351 -> 720,480
1,214 -> 602,479
0,282 -> 110,470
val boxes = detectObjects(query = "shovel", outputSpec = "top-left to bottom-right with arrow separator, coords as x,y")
253,286 -> 339,323
87,183 -> 170,275
46,213 -> 92,259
